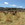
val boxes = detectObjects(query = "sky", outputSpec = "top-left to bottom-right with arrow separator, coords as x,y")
0,0 -> 25,8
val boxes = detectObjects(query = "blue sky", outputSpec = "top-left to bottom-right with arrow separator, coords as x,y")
0,0 -> 25,8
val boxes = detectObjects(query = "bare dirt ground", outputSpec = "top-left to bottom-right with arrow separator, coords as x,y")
0,12 -> 25,25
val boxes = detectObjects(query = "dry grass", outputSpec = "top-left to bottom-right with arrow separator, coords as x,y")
0,12 -> 25,25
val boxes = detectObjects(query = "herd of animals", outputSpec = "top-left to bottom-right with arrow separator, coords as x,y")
0,7 -> 25,25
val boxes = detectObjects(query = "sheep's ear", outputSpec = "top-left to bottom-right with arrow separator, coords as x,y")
13,13 -> 15,15
3,12 -> 8,15
15,11 -> 17,13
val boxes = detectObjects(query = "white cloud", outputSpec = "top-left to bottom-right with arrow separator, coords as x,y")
19,6 -> 23,8
16,6 -> 23,8
12,4 -> 16,6
10,4 -> 16,7
10,5 -> 23,8
4,2 -> 8,5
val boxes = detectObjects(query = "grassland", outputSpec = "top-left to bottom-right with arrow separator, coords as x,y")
0,12 -> 25,25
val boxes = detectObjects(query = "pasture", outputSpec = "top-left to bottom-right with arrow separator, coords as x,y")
0,12 -> 25,25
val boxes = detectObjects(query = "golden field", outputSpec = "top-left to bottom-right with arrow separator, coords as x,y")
0,12 -> 25,25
